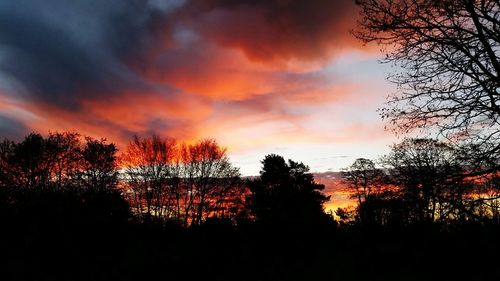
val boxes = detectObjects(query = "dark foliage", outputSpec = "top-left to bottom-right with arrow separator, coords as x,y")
340,138 -> 500,228
1,132 -> 499,280
247,154 -> 333,228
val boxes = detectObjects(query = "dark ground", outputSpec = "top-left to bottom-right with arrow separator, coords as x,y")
1,208 -> 498,281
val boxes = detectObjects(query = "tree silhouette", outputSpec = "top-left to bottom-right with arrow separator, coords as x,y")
120,135 -> 177,220
0,132 -> 118,191
341,158 -> 385,225
2,132 -> 500,280
0,132 -> 128,221
381,138 -> 470,223
121,135 -> 243,225
0,132 -> 130,281
179,139 -> 242,226
0,133 -> 65,189
77,137 -> 119,191
355,0 -> 500,152
247,154 -> 331,227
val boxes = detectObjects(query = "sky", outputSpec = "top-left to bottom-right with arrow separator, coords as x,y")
0,0 -> 399,176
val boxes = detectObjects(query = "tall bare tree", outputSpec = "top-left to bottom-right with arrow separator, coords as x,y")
341,158 -> 385,224
381,138 -> 466,223
120,135 -> 177,220
179,139 -> 241,226
120,136 -> 242,225
355,0 -> 500,152
342,158 -> 384,206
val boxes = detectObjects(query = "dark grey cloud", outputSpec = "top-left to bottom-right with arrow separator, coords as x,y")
0,0 -> 357,111
0,114 -> 28,140
0,0 -> 181,109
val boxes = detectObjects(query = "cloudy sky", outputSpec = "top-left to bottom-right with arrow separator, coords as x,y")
0,0 -> 398,175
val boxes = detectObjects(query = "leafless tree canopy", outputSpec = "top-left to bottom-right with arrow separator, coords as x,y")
381,138 -> 466,223
340,138 -> 500,225
341,158 -> 384,205
355,0 -> 500,147
120,136 -> 244,226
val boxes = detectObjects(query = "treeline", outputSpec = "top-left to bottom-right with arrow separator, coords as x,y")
339,138 -> 500,227
2,132 -> 500,281
0,131 -> 337,281
3,131 -> 500,230
0,131 -> 331,228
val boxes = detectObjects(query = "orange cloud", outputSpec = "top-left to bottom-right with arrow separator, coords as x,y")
141,40 -> 353,102
22,88 -> 212,147
0,0 -> 397,177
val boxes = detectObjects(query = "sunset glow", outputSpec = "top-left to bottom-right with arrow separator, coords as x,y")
4,2 -> 500,280
0,0 -> 397,176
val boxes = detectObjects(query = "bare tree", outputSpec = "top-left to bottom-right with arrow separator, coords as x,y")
120,136 -> 242,225
120,135 -> 177,220
355,0 -> 500,151
342,158 -> 384,206
381,138 -> 465,223
179,139 -> 241,226
341,158 -> 385,224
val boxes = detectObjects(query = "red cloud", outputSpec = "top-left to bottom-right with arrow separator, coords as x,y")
178,0 -> 361,66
